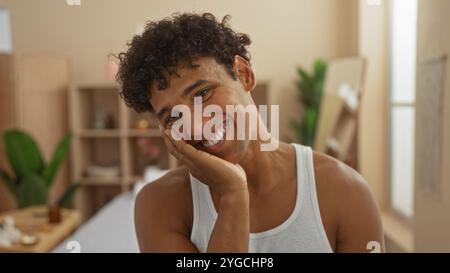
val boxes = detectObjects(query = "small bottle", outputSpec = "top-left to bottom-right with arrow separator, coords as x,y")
48,205 -> 62,224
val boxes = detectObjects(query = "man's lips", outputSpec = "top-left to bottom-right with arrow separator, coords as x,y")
187,118 -> 231,152
202,121 -> 226,148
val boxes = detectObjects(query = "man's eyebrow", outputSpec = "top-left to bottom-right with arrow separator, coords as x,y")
182,79 -> 208,97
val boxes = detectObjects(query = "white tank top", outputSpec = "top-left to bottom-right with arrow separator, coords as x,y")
189,144 -> 333,253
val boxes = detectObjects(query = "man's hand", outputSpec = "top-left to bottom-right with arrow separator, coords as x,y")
160,126 -> 251,252
161,127 -> 248,198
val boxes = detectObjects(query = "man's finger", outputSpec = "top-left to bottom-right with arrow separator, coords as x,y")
162,135 -> 184,162
164,129 -> 204,163
160,127 -> 186,163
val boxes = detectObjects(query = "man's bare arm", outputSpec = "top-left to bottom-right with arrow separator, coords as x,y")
206,190 -> 250,252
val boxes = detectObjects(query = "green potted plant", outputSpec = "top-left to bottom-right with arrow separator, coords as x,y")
0,130 -> 79,210
291,59 -> 327,146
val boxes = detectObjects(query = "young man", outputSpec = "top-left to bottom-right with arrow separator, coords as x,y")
117,13 -> 384,253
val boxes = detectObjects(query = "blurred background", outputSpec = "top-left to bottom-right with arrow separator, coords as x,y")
0,0 -> 448,253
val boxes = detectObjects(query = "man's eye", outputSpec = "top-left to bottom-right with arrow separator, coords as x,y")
166,116 -> 176,124
194,88 -> 212,100
166,112 -> 182,125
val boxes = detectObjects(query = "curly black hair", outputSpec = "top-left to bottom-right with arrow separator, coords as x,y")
116,12 -> 252,113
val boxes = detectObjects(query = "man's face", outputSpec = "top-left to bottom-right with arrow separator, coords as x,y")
149,56 -> 254,163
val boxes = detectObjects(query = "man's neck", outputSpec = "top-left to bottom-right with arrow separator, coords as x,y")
239,139 -> 293,195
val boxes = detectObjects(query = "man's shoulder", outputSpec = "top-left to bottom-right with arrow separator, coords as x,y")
312,151 -> 367,186
312,151 -> 376,212
135,166 -> 192,211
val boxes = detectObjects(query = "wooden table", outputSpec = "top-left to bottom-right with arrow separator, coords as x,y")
0,206 -> 81,253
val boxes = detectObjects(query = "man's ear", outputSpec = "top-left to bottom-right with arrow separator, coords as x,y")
233,55 -> 256,92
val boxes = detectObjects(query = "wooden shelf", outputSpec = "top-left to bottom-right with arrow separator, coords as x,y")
125,176 -> 143,184
69,82 -> 176,220
76,81 -> 119,90
79,176 -> 122,186
127,128 -> 161,137
77,129 -> 162,138
78,129 -> 121,138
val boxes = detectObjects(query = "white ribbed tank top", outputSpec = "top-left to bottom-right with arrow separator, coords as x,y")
189,144 -> 333,253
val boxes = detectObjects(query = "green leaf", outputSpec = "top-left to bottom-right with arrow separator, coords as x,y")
297,67 -> 311,82
305,108 -> 318,131
16,174 -> 48,208
293,59 -> 328,146
314,59 -> 327,75
42,133 -> 72,187
4,130 -> 45,180
0,169 -> 16,197
298,71 -> 313,90
57,183 -> 80,208
290,119 -> 303,143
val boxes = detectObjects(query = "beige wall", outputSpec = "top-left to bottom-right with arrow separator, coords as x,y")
357,0 -> 388,207
414,0 -> 450,252
0,0 -> 358,140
